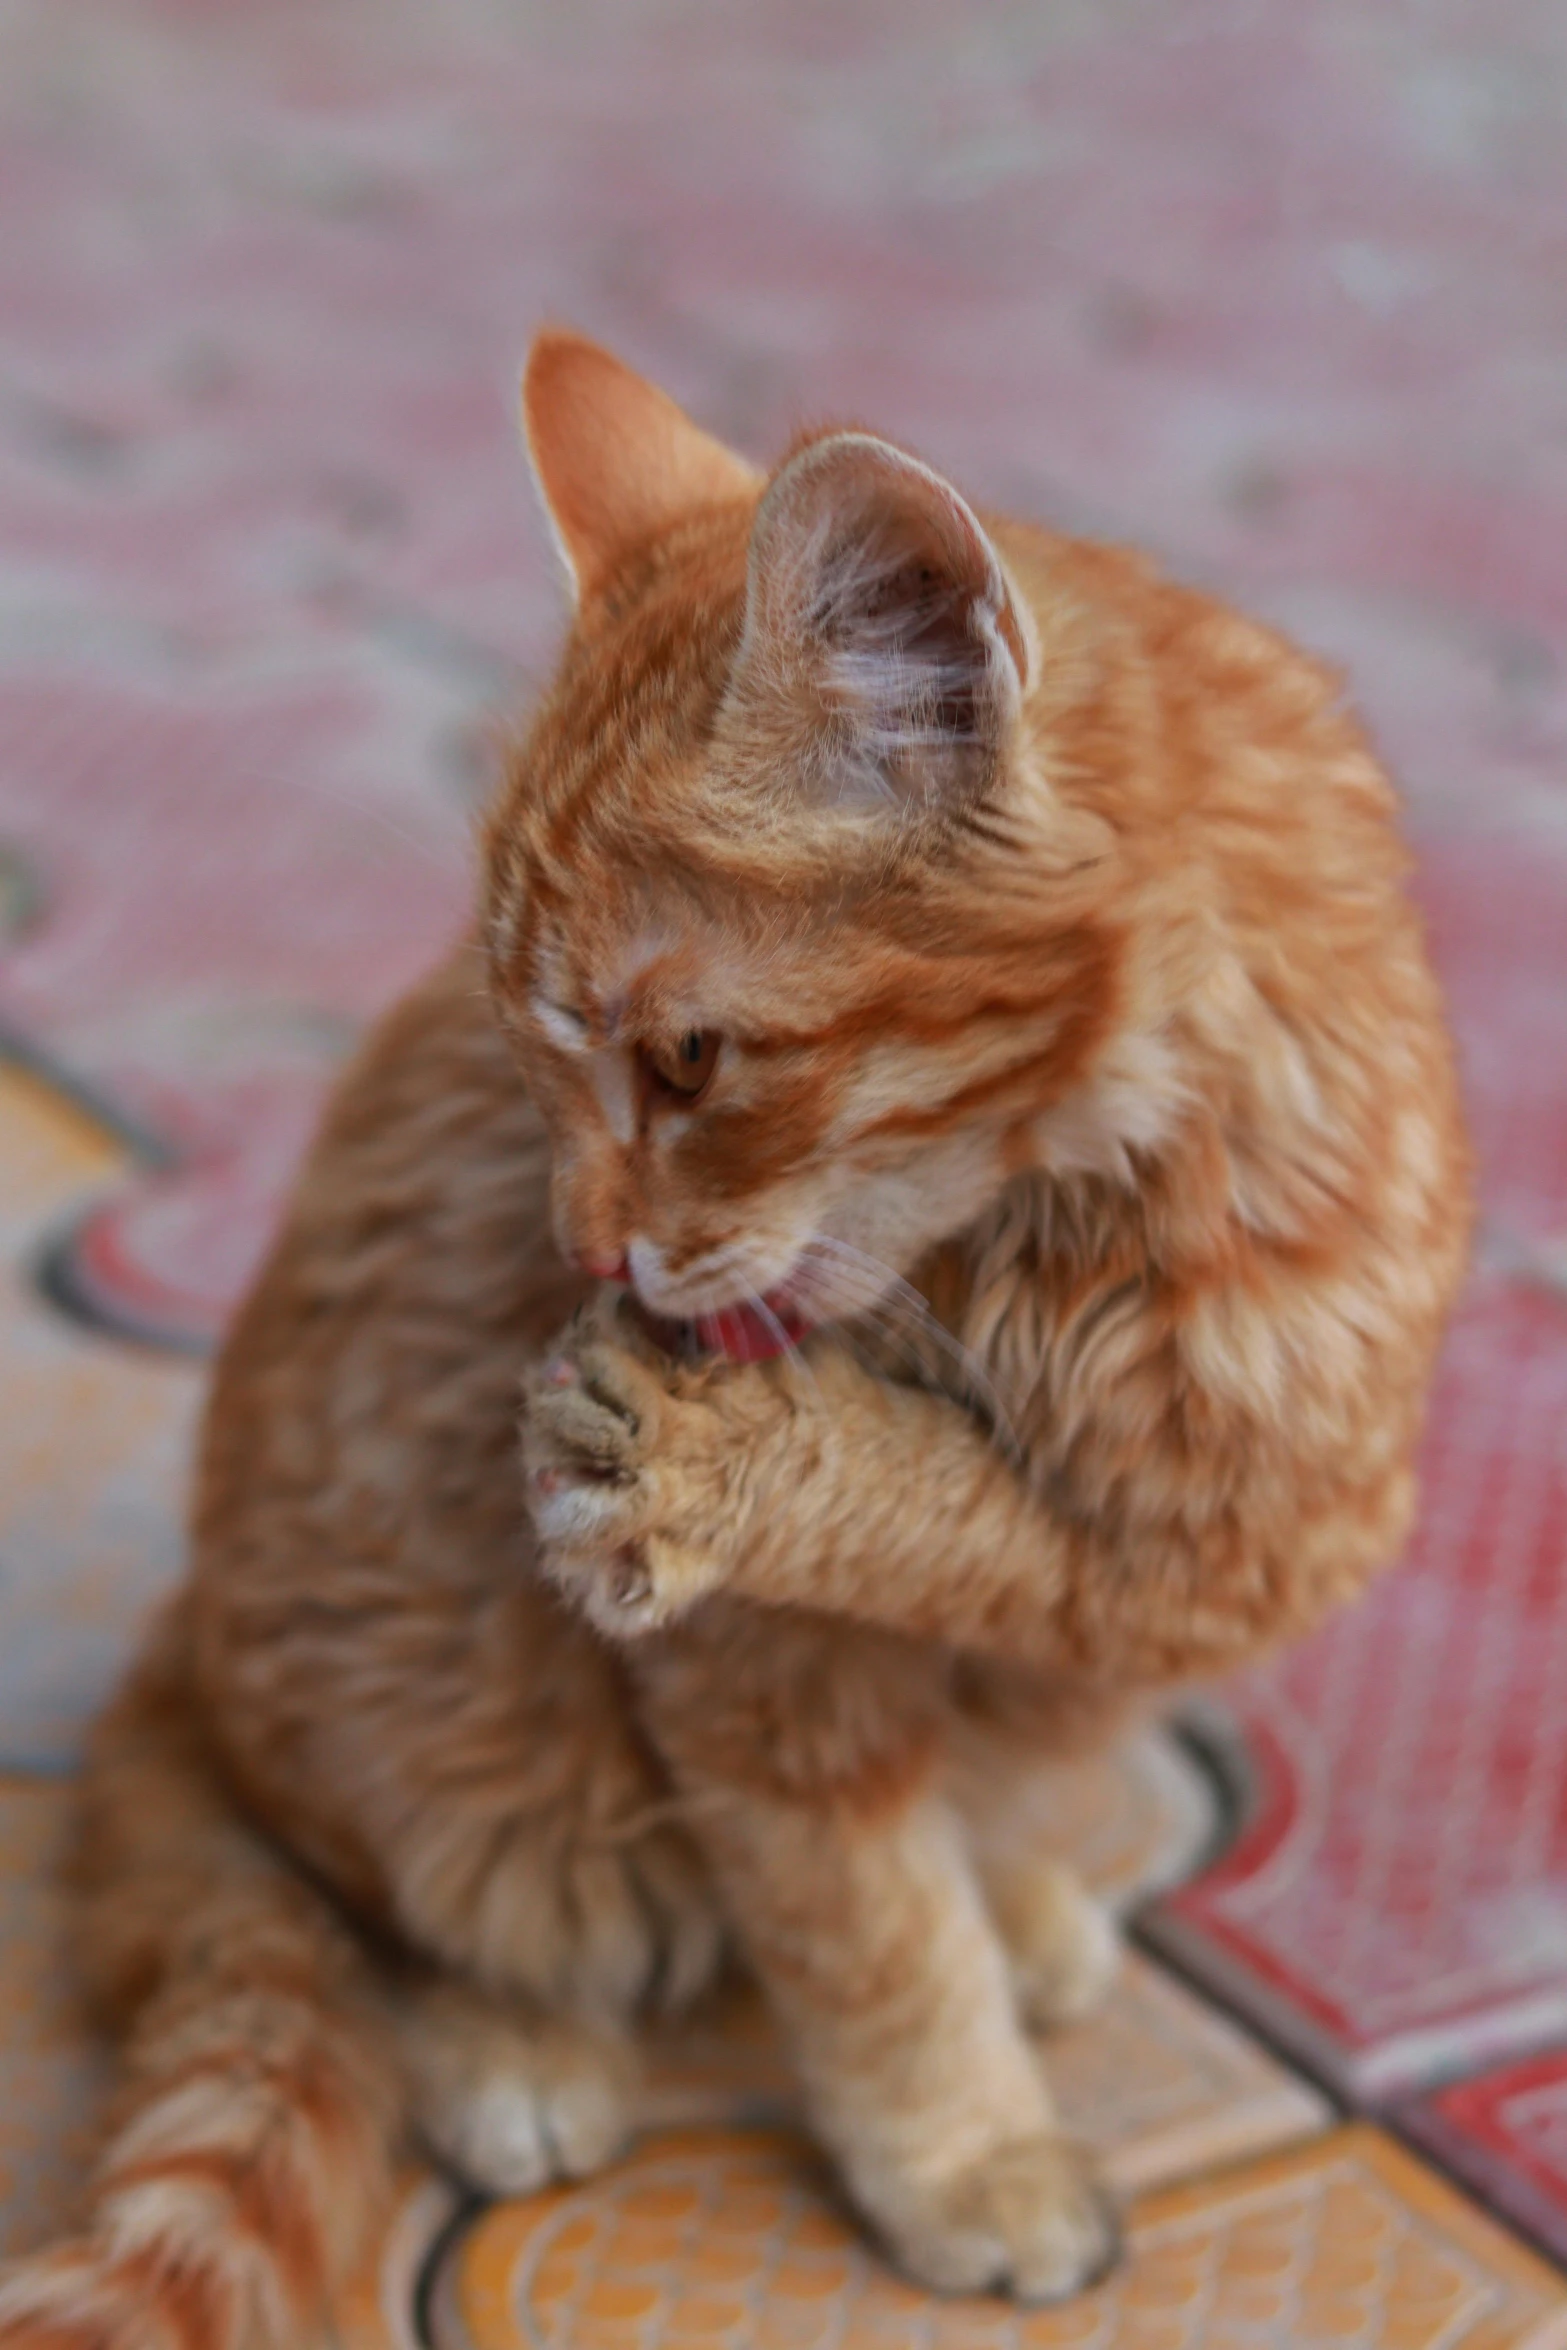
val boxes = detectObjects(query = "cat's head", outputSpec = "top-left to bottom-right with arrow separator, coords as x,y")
485,330 -> 1128,1359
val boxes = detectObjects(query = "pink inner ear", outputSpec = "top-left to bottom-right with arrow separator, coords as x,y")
733,436 -> 1026,819
843,558 -> 983,736
822,491 -> 1010,738
747,433 -> 1028,716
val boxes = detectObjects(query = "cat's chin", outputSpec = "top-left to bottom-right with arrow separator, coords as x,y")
628,1290 -> 811,1365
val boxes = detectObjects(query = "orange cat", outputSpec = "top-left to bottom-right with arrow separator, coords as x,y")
0,331 -> 1468,2343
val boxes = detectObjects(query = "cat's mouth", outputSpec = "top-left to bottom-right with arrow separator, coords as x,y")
628,1285 -> 812,1365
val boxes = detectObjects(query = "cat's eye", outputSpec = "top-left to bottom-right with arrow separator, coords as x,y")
641,1029 -> 721,1103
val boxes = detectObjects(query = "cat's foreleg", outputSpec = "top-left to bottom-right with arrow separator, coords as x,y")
628,1603 -> 1119,2303
525,1295 -> 1373,1685
521,1293 -> 1054,1646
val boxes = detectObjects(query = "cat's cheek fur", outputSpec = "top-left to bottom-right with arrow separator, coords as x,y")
816,1132 -> 1020,1299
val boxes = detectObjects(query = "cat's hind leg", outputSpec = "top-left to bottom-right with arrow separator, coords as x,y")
944,1678 -> 1125,2032
978,1851 -> 1122,2031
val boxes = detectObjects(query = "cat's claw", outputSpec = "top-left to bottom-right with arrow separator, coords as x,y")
524,1307 -> 728,1635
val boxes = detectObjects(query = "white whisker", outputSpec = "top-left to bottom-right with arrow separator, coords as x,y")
800,1234 -> 1023,1464
745,1288 -> 827,1417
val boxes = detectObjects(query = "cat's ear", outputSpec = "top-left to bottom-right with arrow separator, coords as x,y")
522,328 -> 762,604
730,432 -> 1033,813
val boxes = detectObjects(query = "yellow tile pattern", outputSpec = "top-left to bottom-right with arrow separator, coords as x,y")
431,2126 -> 1567,2350
0,1060 -> 125,1211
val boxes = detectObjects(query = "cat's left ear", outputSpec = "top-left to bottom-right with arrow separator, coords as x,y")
727,432 -> 1033,813
522,328 -> 762,604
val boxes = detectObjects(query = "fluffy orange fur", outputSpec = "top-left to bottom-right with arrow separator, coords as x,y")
0,330 -> 1468,2339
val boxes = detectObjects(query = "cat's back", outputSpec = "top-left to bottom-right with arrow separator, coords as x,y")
997,511 -> 1469,1450
1000,514 -> 1413,900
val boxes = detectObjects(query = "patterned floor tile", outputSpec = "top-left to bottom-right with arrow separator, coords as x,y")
427,2124 -> 1567,2350
0,1056 -> 198,1767
339,2171 -> 463,2350
1051,1956 -> 1330,2196
0,675 -> 471,1350
1399,2052 -> 1567,2273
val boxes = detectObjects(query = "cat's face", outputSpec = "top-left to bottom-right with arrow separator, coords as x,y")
485,333 -> 1119,1359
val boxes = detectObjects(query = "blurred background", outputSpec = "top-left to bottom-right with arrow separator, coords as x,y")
1,1 -> 1565,2336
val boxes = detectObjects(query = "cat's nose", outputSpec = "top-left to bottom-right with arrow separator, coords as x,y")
580,1250 -> 630,1283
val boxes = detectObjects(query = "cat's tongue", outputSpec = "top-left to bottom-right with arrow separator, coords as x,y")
632,1291 -> 807,1365
695,1296 -> 809,1363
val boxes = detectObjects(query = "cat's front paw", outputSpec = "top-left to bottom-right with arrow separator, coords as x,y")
866,2134 -> 1119,2304
523,1305 -> 730,1636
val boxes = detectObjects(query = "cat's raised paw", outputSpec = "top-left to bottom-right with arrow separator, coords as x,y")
523,1312 -> 729,1634
868,2134 -> 1119,2304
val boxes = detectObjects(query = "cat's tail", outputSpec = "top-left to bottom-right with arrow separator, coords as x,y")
0,1603 -> 406,2350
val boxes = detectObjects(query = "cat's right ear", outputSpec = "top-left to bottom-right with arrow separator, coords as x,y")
522,329 -> 761,605
726,431 -> 1034,817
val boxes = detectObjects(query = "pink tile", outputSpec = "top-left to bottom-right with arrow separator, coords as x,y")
1401,2049 -> 1567,2270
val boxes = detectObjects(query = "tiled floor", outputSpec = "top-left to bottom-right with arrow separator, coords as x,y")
1,2 -> 1565,2342
426,2129 -> 1567,2350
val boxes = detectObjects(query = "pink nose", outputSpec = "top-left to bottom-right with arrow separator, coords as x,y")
580,1251 -> 630,1283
